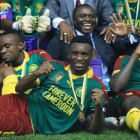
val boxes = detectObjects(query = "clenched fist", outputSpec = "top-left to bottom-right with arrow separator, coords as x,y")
91,88 -> 104,106
34,61 -> 55,77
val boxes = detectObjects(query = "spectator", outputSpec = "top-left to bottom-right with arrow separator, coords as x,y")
110,0 -> 140,42
0,0 -> 50,51
40,0 -> 117,44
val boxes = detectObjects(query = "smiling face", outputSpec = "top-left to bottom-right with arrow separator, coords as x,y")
73,6 -> 96,34
0,34 -> 24,64
68,43 -> 93,75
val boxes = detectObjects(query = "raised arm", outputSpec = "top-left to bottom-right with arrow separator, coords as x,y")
40,0 -> 75,44
1,18 -> 14,30
90,88 -> 105,134
16,61 -> 54,93
110,43 -> 140,93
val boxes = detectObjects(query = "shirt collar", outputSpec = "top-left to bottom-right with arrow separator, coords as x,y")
65,64 -> 94,79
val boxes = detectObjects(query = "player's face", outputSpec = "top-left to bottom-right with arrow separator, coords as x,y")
0,34 -> 23,63
68,43 -> 93,75
73,6 -> 96,34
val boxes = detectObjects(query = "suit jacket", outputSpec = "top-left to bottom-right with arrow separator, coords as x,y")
40,0 -> 114,26
46,28 -> 138,75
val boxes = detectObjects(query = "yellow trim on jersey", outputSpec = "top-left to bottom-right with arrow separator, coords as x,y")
128,0 -> 137,3
0,3 -> 11,7
65,65 -> 93,79
29,115 -> 35,134
112,70 -> 120,75
14,51 -> 30,71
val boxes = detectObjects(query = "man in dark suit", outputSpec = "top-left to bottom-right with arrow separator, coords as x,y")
46,4 -> 136,76
40,0 -> 115,44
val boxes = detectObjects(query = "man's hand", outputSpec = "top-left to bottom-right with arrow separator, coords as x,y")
135,27 -> 140,37
36,9 -> 51,32
59,21 -> 76,44
109,13 -> 128,37
100,24 -> 116,43
34,61 -> 55,77
91,88 -> 104,106
127,24 -> 133,34
0,30 -> 4,34
20,8 -> 35,33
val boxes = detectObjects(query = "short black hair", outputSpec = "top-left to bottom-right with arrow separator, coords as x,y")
0,29 -> 24,42
73,4 -> 95,20
70,35 -> 93,52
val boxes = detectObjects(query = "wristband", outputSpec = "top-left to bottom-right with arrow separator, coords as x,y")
12,20 -> 21,31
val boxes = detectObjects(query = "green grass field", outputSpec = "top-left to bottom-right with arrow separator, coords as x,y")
0,129 -> 139,140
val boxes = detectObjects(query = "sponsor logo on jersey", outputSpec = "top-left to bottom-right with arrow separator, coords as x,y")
66,80 -> 71,88
34,3 -> 43,12
51,72 -> 64,83
29,64 -> 38,72
40,51 -> 46,54
130,7 -> 136,13
76,87 -> 82,98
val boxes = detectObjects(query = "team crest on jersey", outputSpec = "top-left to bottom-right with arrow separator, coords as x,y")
51,72 -> 64,83
13,1 -> 20,12
34,3 -> 43,12
116,5 -> 124,14
76,87 -> 82,98
29,64 -> 38,72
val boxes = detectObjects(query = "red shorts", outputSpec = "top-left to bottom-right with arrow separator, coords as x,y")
116,90 -> 140,106
0,94 -> 33,136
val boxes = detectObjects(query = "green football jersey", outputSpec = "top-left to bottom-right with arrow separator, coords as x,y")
4,50 -> 52,93
3,0 -> 48,38
27,62 -> 108,134
110,0 -> 140,27
113,55 -> 140,91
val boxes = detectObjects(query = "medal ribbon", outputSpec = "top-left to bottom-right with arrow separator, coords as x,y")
21,59 -> 26,78
125,0 -> 140,33
68,68 -> 88,111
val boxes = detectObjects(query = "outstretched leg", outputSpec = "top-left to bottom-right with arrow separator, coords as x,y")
122,96 -> 140,135
0,94 -> 33,136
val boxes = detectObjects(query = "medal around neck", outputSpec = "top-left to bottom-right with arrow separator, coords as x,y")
68,69 -> 88,122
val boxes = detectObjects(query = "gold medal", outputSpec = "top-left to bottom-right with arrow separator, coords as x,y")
78,111 -> 85,122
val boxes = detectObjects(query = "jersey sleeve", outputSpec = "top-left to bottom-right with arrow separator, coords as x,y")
112,55 -> 129,75
89,75 -> 108,109
28,50 -> 52,62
